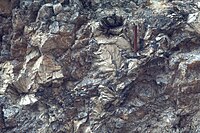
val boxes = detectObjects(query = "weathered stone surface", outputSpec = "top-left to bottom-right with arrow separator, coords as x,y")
53,3 -> 63,15
0,0 -> 12,16
1,0 -> 200,132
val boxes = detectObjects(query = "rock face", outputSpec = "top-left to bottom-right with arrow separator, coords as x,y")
1,0 -> 200,132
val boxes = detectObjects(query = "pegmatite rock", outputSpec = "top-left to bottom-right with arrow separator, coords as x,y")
1,0 -> 200,132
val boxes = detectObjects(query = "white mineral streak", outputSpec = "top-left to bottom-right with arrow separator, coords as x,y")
144,25 -> 152,41
32,55 -> 44,72
74,118 -> 88,132
187,12 -> 199,23
36,3 -> 53,22
127,59 -> 139,74
197,2 -> 200,8
187,11 -> 200,34
98,85 -> 115,105
18,94 -> 38,105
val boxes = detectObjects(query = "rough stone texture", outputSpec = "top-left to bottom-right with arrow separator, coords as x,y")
1,0 -> 200,132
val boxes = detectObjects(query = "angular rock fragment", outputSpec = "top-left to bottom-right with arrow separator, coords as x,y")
53,3 -> 63,15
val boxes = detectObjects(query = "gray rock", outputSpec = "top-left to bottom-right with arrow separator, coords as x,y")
49,21 -> 59,33
53,3 -> 63,15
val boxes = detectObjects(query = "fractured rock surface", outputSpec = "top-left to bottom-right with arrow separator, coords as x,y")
1,0 -> 200,132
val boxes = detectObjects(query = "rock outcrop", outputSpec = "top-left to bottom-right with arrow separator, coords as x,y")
1,0 -> 200,132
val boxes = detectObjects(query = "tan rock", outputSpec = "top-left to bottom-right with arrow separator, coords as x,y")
0,62 -> 14,94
